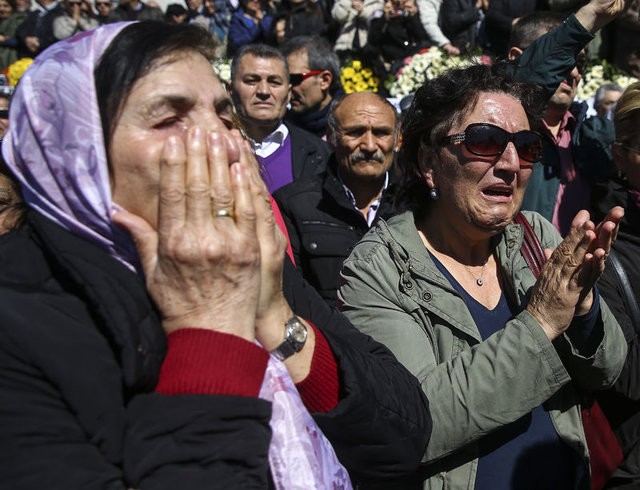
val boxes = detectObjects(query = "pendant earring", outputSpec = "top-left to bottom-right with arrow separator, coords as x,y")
429,188 -> 440,200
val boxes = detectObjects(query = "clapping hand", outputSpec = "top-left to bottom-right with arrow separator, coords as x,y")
526,207 -> 624,340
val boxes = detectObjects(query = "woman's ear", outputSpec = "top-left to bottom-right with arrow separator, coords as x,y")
417,143 -> 436,189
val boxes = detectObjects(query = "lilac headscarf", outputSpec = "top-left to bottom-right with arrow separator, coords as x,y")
2,25 -> 351,489
2,22 -> 139,269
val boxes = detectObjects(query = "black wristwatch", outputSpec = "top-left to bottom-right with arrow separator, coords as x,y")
270,315 -> 308,361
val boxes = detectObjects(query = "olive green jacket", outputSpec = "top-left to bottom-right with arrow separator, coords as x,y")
338,211 -> 627,490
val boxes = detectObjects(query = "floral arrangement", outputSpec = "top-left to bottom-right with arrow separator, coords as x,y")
576,60 -> 638,100
340,59 -> 379,94
212,58 -> 231,85
387,48 -> 479,98
5,58 -> 33,87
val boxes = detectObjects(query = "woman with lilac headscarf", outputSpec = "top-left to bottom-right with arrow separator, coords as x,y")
0,21 -> 431,489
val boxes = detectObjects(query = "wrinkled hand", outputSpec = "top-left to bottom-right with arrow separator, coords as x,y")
575,0 -> 628,33
229,132 -> 292,350
527,208 -> 624,340
113,127 -> 261,341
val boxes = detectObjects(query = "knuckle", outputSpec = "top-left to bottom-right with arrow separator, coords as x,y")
210,189 -> 234,208
186,183 -> 210,200
160,187 -> 184,205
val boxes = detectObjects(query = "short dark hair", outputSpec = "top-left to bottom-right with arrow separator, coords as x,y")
281,35 -> 341,94
95,21 -> 216,149
508,11 -> 566,51
326,92 -> 399,148
231,43 -> 289,82
397,62 -> 546,215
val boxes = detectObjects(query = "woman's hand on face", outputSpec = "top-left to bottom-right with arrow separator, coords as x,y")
112,127 -> 261,341
229,131 -> 292,351
526,207 -> 624,340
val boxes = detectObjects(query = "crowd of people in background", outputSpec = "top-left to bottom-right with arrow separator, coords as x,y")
1,0 -> 640,80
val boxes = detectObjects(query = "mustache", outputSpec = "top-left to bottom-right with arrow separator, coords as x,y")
350,151 -> 385,164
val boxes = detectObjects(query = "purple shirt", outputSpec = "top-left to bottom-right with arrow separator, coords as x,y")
259,135 -> 293,194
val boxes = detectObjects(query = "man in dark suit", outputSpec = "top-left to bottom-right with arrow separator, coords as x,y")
230,43 -> 330,192
15,0 -> 65,57
274,92 -> 398,305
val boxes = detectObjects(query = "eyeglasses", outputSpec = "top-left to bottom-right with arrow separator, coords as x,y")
289,70 -> 323,86
0,110 -> 8,119
95,1 -> 110,5
440,123 -> 543,164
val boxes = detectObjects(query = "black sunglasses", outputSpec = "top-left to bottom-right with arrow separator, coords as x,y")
0,110 -> 8,119
289,70 -> 323,86
440,123 -> 543,164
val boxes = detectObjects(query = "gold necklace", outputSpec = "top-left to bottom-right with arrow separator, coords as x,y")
463,259 -> 489,287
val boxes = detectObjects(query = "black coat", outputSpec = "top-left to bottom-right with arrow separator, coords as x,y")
484,0 -> 548,55
0,210 -> 430,488
368,13 -> 429,66
274,158 -> 396,306
287,121 -> 331,182
15,3 -> 65,57
597,189 -> 640,487
440,0 -> 480,52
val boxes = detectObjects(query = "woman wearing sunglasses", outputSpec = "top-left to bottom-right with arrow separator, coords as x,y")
338,62 -> 626,489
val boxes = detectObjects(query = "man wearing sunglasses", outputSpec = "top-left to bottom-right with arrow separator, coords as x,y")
282,36 -> 341,139
94,0 -> 122,24
230,44 -> 330,192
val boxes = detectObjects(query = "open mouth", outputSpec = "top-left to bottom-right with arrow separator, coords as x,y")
482,185 -> 513,201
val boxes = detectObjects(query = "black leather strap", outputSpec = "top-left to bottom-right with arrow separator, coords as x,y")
607,249 -> 640,332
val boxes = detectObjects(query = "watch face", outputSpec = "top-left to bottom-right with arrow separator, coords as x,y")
291,322 -> 307,344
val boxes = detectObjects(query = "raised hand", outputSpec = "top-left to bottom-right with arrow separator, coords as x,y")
113,127 -> 261,341
575,0 -> 628,33
526,207 -> 624,340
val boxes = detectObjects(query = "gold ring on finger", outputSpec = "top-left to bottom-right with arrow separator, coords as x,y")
213,209 -> 234,219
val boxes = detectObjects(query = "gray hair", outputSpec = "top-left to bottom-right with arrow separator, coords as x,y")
595,83 -> 623,104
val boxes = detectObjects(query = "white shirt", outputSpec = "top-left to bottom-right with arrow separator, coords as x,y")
250,123 -> 289,158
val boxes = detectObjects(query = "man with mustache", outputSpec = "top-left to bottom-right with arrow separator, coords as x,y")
274,92 -> 398,305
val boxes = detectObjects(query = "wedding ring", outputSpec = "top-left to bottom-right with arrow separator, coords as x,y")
213,209 -> 234,219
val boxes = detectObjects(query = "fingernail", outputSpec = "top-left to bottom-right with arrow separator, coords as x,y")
231,162 -> 245,182
166,135 -> 179,149
210,129 -> 224,146
188,126 -> 204,147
